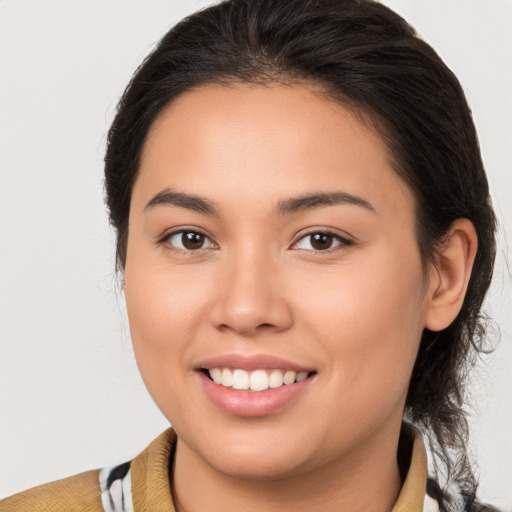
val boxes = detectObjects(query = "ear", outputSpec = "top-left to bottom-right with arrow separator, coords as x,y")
424,218 -> 478,332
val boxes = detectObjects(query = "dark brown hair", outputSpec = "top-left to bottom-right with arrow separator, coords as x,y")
104,0 -> 497,507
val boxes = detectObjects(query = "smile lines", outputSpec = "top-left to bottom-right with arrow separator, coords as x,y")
207,368 -> 310,392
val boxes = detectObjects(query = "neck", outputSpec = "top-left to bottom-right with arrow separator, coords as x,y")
171,422 -> 404,512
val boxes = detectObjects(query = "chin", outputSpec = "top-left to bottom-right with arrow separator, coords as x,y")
211,453 -> 310,482
196,432 -> 316,481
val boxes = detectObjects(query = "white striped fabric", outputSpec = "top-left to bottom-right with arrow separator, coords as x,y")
99,464 -> 133,512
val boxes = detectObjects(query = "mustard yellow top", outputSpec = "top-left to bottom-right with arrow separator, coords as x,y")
0,426 -> 432,512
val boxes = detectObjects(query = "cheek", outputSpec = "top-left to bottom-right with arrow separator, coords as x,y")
295,248 -> 426,402
123,260 -> 215,425
123,249 -> 212,391
126,265 -> 208,344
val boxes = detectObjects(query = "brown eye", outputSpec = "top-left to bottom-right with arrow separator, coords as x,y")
310,233 -> 333,250
167,230 -> 214,251
293,231 -> 349,252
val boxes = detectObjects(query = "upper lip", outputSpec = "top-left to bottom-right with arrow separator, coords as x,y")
197,353 -> 315,373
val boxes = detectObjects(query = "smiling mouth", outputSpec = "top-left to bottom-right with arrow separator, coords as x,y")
201,368 -> 316,392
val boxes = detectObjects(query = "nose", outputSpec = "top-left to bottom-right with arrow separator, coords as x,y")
208,248 -> 293,337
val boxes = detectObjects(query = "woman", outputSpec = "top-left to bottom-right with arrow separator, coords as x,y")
1,0 -> 506,510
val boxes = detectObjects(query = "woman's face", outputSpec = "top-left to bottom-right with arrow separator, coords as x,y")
125,83 -> 430,479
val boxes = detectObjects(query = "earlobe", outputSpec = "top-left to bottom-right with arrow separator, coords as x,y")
424,218 -> 478,332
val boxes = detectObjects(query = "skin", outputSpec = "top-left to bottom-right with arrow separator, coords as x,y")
124,83 -> 477,512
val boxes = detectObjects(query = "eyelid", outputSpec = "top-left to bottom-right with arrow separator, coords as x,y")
290,228 -> 354,252
157,227 -> 218,251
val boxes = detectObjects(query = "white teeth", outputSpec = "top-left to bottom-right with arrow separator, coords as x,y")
221,368 -> 233,387
208,367 -> 310,391
210,367 -> 222,384
296,371 -> 308,382
232,369 -> 250,390
269,369 -> 284,388
250,370 -> 269,391
283,370 -> 296,385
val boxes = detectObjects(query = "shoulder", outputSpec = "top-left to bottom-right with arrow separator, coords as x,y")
0,429 -> 176,512
0,469 -> 103,512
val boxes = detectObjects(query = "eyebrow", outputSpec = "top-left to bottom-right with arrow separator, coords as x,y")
145,189 -> 219,215
275,191 -> 376,216
144,188 -> 375,216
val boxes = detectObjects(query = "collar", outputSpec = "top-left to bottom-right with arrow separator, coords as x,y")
392,423 -> 429,511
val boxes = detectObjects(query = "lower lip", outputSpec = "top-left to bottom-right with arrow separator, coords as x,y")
197,371 -> 314,417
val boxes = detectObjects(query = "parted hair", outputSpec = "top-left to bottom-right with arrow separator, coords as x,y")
104,0 -> 497,507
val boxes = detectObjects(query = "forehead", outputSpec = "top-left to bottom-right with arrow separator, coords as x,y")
134,83 -> 413,219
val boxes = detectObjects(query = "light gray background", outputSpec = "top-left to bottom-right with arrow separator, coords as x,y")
1,0 -> 511,508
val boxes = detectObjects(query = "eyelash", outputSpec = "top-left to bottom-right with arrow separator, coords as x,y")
158,228 -> 353,253
158,229 -> 217,253
291,230 -> 353,252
